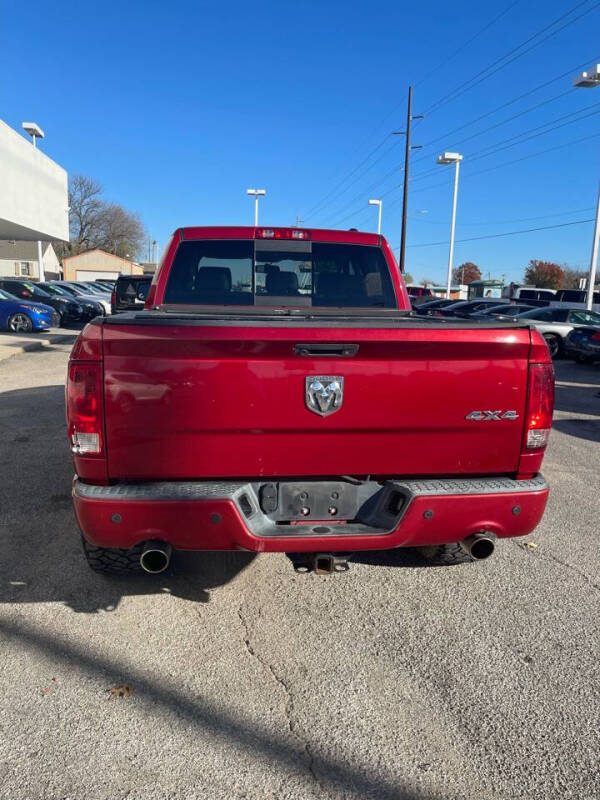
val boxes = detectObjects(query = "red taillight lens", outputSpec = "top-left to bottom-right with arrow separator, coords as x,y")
67,363 -> 103,455
110,289 -> 116,307
523,362 -> 554,451
591,331 -> 600,342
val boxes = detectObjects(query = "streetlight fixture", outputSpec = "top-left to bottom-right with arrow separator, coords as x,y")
437,151 -> 463,298
247,189 -> 266,226
368,199 -> 383,235
22,121 -> 46,283
22,121 -> 45,147
573,64 -> 600,88
574,64 -> 600,310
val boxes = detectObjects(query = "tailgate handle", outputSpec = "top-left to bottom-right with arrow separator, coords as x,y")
294,343 -> 359,357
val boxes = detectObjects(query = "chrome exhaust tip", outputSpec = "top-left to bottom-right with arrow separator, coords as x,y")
140,541 -> 172,574
460,532 -> 495,561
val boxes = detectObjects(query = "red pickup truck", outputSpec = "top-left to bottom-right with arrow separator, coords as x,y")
67,226 -> 554,575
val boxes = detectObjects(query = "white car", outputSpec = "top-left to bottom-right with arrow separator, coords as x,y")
512,306 -> 600,357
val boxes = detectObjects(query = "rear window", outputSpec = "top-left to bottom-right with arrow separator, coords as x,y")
163,240 -> 396,308
116,278 -> 151,302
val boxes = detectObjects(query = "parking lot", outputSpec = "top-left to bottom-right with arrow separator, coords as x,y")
0,342 -> 598,800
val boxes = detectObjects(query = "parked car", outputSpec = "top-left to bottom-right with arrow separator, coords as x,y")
565,326 -> 600,363
67,225 -> 553,577
470,303 -> 537,319
512,307 -> 600,358
38,282 -> 104,321
501,286 -> 555,307
94,279 -> 117,291
436,298 -> 507,317
0,287 -> 58,332
553,288 -> 600,308
413,298 -> 459,315
0,278 -> 83,325
406,286 -> 433,306
111,275 -> 152,313
77,281 -> 112,297
49,282 -> 112,315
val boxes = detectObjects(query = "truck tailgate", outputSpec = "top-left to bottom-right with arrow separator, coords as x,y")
102,320 -> 532,479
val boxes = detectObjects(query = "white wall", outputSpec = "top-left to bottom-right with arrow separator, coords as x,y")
0,120 -> 68,242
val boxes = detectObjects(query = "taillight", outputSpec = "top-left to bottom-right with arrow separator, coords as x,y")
592,332 -> 600,342
66,362 -> 103,455
523,362 -> 554,451
110,289 -> 116,307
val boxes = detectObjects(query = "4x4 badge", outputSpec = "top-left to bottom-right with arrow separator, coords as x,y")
465,410 -> 519,420
306,376 -> 344,417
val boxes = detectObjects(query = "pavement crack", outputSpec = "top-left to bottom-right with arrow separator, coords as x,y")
540,551 -> 600,594
515,541 -> 600,593
237,605 -> 322,788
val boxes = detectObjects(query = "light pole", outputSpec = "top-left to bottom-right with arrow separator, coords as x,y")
247,189 -> 266,226
368,199 -> 383,234
574,64 -> 600,310
22,122 -> 46,283
437,152 -> 463,298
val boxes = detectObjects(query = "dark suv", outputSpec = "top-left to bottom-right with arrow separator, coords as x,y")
0,279 -> 82,325
111,275 -> 152,314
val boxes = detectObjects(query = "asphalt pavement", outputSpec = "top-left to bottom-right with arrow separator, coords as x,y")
0,345 -> 598,800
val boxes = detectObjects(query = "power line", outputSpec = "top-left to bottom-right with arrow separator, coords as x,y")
423,0 -> 600,116
398,128 -> 600,201
314,54 -> 600,226
409,100 -> 600,185
331,106 -> 600,229
302,135 -> 395,219
418,206 -> 595,226
418,55 -> 600,150
308,0 -> 524,211
405,218 -> 595,248
413,0 -> 522,89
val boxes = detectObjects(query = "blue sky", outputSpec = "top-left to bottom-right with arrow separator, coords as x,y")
2,0 -> 599,283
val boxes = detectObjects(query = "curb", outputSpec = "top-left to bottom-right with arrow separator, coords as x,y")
0,333 -> 76,362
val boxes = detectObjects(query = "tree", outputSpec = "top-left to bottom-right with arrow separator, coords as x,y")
452,262 -> 481,285
58,173 -> 146,260
94,203 -> 146,258
403,272 -> 414,284
560,267 -> 588,289
524,260 -> 564,289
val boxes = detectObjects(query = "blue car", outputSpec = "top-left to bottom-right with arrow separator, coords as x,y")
0,288 -> 58,332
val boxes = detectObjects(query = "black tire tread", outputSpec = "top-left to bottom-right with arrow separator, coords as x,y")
81,536 -> 144,574
419,542 -> 474,566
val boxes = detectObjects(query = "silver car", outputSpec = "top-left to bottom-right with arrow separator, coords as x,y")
511,306 -> 600,358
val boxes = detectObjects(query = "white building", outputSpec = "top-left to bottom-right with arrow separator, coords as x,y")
0,241 -> 61,280
0,119 -> 68,278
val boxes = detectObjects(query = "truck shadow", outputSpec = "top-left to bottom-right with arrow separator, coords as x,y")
0,384 -> 255,613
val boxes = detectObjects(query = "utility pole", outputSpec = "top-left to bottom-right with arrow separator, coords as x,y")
295,215 -> 304,227
393,87 -> 423,273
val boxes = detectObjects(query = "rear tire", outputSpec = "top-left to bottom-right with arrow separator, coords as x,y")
419,542 -> 473,566
543,333 -> 562,359
81,536 -> 144,574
